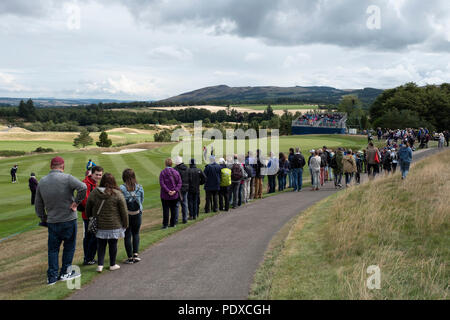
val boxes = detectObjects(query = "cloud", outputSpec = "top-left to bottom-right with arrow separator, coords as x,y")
148,46 -> 193,61
0,72 -> 28,92
113,0 -> 450,51
78,75 -> 157,98
244,52 -> 263,62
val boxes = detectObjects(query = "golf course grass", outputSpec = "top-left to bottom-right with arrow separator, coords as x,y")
232,104 -> 319,111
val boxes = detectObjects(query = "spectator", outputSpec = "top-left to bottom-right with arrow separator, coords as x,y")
343,149 -> 357,187
309,150 -> 321,191
29,172 -> 38,205
330,148 -> 344,188
398,142 -> 413,180
254,150 -> 264,199
86,173 -> 128,273
278,153 -> 289,192
86,159 -> 96,171
35,156 -> 87,285
80,166 -> 104,266
218,158 -> 231,212
203,155 -> 221,213
366,142 -> 380,178
267,152 -> 278,194
174,156 -> 190,224
159,158 -> 182,229
230,155 -> 247,208
289,148 -> 306,192
120,168 -> 144,264
187,159 -> 206,219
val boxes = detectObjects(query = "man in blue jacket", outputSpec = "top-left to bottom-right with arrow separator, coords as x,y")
398,142 -> 413,180
203,155 -> 221,213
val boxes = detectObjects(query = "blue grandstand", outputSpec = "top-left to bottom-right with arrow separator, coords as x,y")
292,112 -> 347,135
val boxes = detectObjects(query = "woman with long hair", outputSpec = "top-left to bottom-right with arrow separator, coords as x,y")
120,169 -> 144,264
86,173 -> 128,272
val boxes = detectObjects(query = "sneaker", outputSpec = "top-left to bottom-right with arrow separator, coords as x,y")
47,278 -> 57,286
124,258 -> 134,264
133,254 -> 141,263
110,264 -> 120,271
96,266 -> 103,273
161,226 -> 168,230
59,270 -> 81,282
83,260 -> 96,266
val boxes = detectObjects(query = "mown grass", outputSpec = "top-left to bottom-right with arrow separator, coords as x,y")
250,149 -> 449,300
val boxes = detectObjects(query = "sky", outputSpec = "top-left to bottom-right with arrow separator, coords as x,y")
0,0 -> 449,101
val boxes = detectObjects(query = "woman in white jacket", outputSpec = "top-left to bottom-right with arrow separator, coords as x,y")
310,150 -> 322,191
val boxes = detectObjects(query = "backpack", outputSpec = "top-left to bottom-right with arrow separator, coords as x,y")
330,156 -> 337,169
220,168 -> 232,187
126,190 -> 140,212
292,154 -> 305,168
231,164 -> 243,181
245,164 -> 255,178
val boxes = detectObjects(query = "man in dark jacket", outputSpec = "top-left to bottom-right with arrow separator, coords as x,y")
289,148 -> 306,192
187,159 -> 206,220
174,156 -> 190,224
203,155 -> 221,213
29,172 -> 38,205
11,164 -> 18,183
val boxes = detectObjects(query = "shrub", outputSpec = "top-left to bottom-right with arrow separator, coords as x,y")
33,147 -> 54,153
0,150 -> 26,157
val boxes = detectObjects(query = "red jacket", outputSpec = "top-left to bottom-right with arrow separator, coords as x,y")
81,176 -> 97,220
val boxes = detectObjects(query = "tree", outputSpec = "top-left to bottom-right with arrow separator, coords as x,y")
96,131 -> 112,147
73,129 -> 93,148
338,95 -> 362,114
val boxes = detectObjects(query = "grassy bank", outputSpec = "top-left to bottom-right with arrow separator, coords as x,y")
250,149 -> 449,300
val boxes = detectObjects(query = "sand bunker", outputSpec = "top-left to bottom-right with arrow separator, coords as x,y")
102,148 -> 147,155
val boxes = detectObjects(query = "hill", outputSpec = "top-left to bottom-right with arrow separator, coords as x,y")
158,85 -> 383,107
0,98 -> 135,108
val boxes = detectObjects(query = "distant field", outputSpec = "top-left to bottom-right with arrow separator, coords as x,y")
0,129 -> 154,152
232,104 -> 319,111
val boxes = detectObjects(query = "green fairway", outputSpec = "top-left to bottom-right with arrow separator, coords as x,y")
233,104 -> 319,111
0,134 -> 367,240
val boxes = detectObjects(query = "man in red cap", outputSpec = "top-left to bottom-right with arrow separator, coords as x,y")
35,156 -> 87,285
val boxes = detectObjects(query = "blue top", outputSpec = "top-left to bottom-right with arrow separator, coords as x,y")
86,160 -> 96,170
120,184 -> 144,212
398,146 -> 412,163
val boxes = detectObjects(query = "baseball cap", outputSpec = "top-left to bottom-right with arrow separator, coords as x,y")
51,156 -> 64,166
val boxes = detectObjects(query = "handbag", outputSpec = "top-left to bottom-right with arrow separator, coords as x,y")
88,200 -> 105,234
374,151 -> 380,164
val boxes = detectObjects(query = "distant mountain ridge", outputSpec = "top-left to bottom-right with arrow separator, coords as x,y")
159,85 -> 384,106
0,97 -> 135,107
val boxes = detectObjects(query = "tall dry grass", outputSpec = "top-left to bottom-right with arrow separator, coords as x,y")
323,150 -> 449,299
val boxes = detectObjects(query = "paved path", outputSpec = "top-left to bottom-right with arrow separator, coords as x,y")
68,147 -> 444,300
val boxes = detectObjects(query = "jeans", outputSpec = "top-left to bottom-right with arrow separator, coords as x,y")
188,192 -> 200,219
161,199 -> 179,227
268,175 -> 276,193
291,168 -> 303,191
83,219 -> 97,263
47,219 -> 77,282
333,170 -> 342,186
124,213 -> 142,258
205,190 -> 219,213
288,171 -> 292,188
328,166 -> 333,180
219,186 -> 230,211
312,170 -> 320,189
238,183 -> 243,206
400,161 -> 411,179
230,183 -> 241,208
97,238 -> 118,266
176,191 -> 189,223
345,172 -> 353,185
277,174 -> 286,191
309,168 -> 314,185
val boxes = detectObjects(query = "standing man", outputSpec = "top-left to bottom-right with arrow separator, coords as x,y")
287,148 -> 295,188
174,156 -> 190,224
11,164 -> 18,183
246,151 -> 256,200
203,155 -> 221,213
218,158 -> 231,212
290,148 -> 306,192
254,150 -> 264,199
398,142 -> 413,180
29,173 -> 38,205
267,152 -> 278,194
187,159 -> 206,220
79,166 -> 103,265
230,155 -> 247,208
35,156 -> 87,285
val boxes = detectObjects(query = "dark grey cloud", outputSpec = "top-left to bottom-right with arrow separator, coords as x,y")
114,0 -> 450,51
